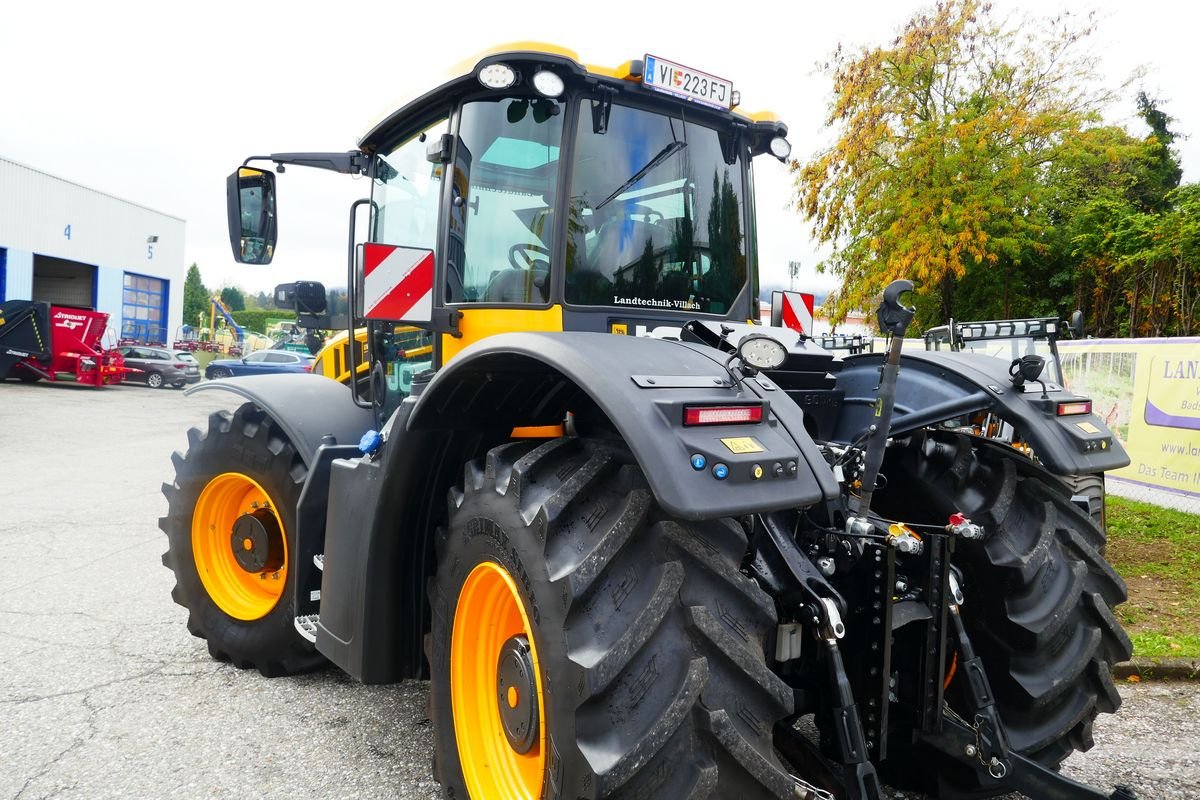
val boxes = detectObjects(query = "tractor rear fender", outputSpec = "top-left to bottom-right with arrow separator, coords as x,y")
831,349 -> 1130,475
312,330 -> 839,682
185,374 -> 374,464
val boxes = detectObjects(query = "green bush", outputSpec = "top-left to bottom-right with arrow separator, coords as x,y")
229,310 -> 286,334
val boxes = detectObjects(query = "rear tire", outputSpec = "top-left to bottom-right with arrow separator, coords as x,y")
427,437 -> 797,799
878,431 -> 1131,798
159,403 -> 325,677
209,367 -> 232,379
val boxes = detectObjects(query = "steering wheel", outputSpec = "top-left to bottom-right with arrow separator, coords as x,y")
509,242 -> 551,271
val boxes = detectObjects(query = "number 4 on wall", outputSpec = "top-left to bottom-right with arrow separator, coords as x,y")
64,223 -> 71,240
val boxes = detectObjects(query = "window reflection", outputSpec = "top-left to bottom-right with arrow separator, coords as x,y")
566,102 -> 747,315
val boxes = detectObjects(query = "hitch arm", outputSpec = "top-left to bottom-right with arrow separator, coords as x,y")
919,714 -> 1136,800
918,578 -> 1138,800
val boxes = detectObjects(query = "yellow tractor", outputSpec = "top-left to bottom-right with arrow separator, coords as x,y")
161,44 -> 1135,799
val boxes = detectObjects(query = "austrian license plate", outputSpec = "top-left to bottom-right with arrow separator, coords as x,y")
643,54 -> 733,110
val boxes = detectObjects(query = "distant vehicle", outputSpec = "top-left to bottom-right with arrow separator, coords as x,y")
204,349 -> 314,379
119,346 -> 202,389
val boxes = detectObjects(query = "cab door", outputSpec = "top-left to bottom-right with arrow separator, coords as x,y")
439,96 -> 567,363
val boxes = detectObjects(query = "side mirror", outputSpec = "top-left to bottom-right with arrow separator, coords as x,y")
226,167 -> 277,265
273,281 -> 327,315
1069,309 -> 1085,339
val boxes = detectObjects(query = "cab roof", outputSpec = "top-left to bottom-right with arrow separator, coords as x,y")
358,41 -> 785,151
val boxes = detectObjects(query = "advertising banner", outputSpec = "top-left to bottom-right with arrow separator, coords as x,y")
1059,338 -> 1200,501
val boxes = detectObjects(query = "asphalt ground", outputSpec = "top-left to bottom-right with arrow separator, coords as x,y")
1,379 -> 1197,799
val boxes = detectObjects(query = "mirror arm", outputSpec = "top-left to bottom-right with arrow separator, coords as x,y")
243,151 -> 372,176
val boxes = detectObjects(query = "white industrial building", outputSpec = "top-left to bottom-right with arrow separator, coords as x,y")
0,156 -> 185,345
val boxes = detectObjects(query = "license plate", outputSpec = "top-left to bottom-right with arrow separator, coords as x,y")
643,54 -> 733,110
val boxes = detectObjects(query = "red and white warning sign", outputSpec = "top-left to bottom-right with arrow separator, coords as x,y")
771,290 -> 815,335
362,243 -> 434,322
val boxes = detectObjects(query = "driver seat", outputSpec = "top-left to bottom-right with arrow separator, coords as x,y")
589,220 -> 664,281
483,266 -> 548,303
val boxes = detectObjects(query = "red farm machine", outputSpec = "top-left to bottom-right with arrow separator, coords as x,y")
0,300 -> 128,386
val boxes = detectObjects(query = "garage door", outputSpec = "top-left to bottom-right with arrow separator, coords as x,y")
121,272 -> 168,344
32,255 -> 96,307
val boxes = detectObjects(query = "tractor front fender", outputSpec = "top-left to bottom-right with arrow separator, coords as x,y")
831,350 -> 1129,475
186,374 -> 373,465
409,331 -> 839,520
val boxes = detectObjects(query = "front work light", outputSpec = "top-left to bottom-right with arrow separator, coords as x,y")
738,334 -> 788,370
532,70 -> 564,98
769,136 -> 792,160
479,63 -> 517,89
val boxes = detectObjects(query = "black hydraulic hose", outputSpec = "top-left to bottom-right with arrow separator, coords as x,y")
856,280 -> 915,515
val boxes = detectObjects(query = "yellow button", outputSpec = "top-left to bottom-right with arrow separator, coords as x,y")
752,464 -> 763,480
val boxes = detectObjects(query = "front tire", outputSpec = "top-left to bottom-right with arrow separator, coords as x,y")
209,367 -> 232,380
146,371 -> 164,388
1063,472 -> 1107,534
159,403 -> 324,677
878,431 -> 1131,797
427,438 -> 796,799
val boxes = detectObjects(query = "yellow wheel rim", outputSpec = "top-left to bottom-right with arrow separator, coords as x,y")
451,561 -> 546,799
191,472 -> 288,621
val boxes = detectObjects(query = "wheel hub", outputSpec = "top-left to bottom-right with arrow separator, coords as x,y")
496,635 -> 539,754
230,509 -> 284,573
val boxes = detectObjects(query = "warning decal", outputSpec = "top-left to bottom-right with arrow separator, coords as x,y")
362,243 -> 434,322
720,437 -> 765,454
772,290 -> 815,335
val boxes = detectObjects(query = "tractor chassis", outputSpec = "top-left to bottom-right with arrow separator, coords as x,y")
751,512 -> 1136,800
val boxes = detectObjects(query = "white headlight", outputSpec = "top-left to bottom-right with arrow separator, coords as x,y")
769,136 -> 792,160
738,334 -> 788,370
532,70 -> 564,98
478,63 -> 516,89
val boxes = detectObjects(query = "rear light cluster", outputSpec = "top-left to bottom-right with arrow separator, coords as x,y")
174,363 -> 187,369
1056,400 -> 1092,416
682,404 -> 763,426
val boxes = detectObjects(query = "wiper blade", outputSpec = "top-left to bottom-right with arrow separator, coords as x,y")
596,141 -> 687,210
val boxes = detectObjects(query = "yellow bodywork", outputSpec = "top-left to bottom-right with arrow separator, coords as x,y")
441,305 -> 564,364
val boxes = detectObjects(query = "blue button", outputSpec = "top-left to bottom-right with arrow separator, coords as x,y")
358,429 -> 382,455
712,463 -> 729,480
691,453 -> 707,470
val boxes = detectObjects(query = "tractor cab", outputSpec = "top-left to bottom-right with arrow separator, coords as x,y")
227,44 -> 790,414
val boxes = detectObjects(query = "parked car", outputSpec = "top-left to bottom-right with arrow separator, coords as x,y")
205,349 -> 315,379
118,346 -> 201,389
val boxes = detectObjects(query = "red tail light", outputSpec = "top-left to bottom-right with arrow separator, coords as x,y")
303,364 -> 313,373
1056,400 -> 1092,416
683,404 -> 763,426
174,363 -> 186,369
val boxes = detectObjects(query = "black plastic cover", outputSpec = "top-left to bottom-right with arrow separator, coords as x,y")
410,331 -> 839,518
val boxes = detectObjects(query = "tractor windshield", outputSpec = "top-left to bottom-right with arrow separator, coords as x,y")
565,102 -> 748,315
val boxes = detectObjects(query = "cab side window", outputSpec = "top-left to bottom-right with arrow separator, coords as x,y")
372,118 -> 449,257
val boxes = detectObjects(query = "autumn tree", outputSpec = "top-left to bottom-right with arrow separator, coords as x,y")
795,0 -> 1112,327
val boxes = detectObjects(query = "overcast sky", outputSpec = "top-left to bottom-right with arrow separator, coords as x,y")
2,0 -> 1196,298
